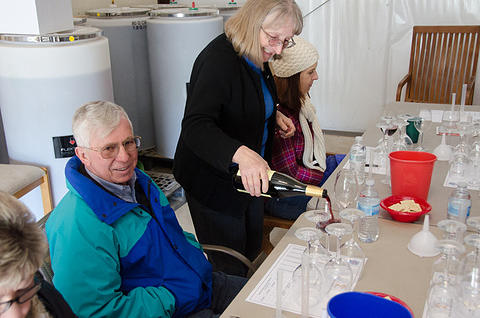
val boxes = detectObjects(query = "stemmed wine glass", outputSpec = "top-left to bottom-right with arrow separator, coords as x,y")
457,234 -> 480,317
305,207 -> 332,254
455,121 -> 472,154
392,119 -> 412,151
468,146 -> 480,189
397,114 -> 414,150
414,108 -> 432,152
339,208 -> 365,281
333,169 -> 360,212
442,103 -> 460,140
376,121 -> 390,153
431,220 -> 467,285
324,223 -> 354,298
426,240 -> 465,318
291,238 -> 324,310
467,217 -> 480,233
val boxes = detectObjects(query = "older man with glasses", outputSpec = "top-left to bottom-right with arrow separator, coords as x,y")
45,101 -> 247,318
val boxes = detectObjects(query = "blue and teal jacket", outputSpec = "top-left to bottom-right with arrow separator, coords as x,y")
46,156 -> 213,317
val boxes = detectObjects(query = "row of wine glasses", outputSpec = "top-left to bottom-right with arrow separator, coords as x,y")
293,169 -> 367,313
426,217 -> 480,317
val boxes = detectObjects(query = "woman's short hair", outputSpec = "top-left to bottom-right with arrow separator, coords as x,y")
72,101 -> 133,148
0,191 -> 46,290
225,0 -> 303,69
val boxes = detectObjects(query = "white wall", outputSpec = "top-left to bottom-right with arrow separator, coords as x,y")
298,0 -> 480,132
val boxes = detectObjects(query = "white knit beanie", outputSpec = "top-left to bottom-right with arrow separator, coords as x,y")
271,36 -> 319,78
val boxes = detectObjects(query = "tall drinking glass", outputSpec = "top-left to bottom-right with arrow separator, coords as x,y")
414,108 -> 432,152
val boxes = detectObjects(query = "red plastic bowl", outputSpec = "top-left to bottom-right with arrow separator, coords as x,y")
380,195 -> 432,223
366,292 -> 414,317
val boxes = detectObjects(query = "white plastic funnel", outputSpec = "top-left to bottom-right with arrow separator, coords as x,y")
407,215 -> 440,257
433,133 -> 453,161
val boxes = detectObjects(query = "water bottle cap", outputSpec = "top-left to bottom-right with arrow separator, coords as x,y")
355,136 -> 363,141
365,179 -> 374,186
457,182 -> 468,188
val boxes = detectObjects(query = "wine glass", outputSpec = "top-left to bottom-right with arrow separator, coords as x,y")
392,119 -> 412,151
467,217 -> 480,234
414,108 -> 432,152
376,121 -> 390,152
291,240 -> 324,310
305,207 -> 332,254
397,114 -> 414,150
442,103 -> 460,139
455,121 -> 472,153
468,146 -> 480,189
339,208 -> 365,281
324,223 -> 354,298
431,220 -> 466,285
426,240 -> 465,318
457,234 -> 480,317
333,169 -> 360,212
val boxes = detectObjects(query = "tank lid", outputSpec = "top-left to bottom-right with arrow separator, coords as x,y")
86,7 -> 150,18
73,16 -> 87,25
0,26 -> 103,43
130,4 -> 188,10
148,8 -> 219,18
198,4 -> 241,12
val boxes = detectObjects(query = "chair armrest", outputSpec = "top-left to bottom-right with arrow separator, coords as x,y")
396,73 -> 412,101
202,244 -> 258,273
466,76 -> 476,105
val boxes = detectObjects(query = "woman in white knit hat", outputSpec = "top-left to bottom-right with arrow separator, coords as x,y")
266,36 -> 345,220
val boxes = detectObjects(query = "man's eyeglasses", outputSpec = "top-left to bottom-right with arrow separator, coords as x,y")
261,27 -> 296,49
82,136 -> 141,159
0,273 -> 44,314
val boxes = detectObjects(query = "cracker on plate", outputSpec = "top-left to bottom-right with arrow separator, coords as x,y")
389,199 -> 422,212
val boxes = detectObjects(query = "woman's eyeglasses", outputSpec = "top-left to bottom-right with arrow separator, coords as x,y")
261,27 -> 296,49
0,273 -> 44,314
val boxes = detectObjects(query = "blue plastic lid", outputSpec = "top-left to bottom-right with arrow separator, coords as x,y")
327,292 -> 413,318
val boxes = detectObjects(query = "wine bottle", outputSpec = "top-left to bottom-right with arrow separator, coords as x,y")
232,169 -> 327,198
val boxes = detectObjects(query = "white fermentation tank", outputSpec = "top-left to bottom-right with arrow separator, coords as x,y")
86,7 -> 156,150
0,26 -> 113,211
199,2 -> 241,26
147,8 -> 223,158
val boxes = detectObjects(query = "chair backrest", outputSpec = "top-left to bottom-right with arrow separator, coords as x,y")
37,212 -> 54,285
403,25 -> 480,105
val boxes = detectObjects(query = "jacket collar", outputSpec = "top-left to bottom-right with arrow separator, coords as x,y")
65,156 -> 142,225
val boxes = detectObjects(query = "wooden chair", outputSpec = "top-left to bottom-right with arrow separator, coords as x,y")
262,214 -> 295,255
0,164 -> 53,215
396,25 -> 480,105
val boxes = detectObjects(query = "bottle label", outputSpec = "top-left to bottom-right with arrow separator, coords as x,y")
447,202 -> 471,217
350,153 -> 366,162
357,202 -> 380,216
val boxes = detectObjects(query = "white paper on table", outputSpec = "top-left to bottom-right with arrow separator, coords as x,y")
343,146 -> 386,175
245,243 -> 365,317
443,170 -> 479,191
430,110 -> 480,124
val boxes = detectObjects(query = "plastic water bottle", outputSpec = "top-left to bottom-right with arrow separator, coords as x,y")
349,136 -> 366,185
357,179 -> 380,243
447,182 -> 471,222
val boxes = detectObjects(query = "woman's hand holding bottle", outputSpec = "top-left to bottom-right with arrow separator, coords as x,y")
232,145 -> 270,196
